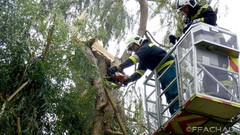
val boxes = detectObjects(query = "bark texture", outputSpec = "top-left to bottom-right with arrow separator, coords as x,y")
90,41 -> 126,135
88,1 -> 149,134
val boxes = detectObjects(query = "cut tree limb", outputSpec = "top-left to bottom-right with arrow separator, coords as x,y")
92,41 -> 121,66
104,88 -> 127,135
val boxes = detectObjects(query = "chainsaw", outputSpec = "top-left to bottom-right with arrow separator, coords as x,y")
108,72 -> 125,84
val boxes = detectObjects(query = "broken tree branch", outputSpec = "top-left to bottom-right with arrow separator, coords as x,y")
104,88 -> 127,135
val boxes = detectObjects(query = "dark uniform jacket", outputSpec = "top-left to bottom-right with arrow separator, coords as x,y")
119,40 -> 174,81
185,4 -> 217,25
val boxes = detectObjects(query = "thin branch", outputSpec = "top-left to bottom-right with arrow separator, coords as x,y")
0,81 -> 29,117
17,116 -> 21,135
43,13 -> 57,59
13,113 -> 21,135
104,88 -> 127,135
8,81 -> 29,102
76,89 -> 88,102
126,116 -> 148,130
17,64 -> 29,88
99,102 -> 110,111
121,82 -> 136,101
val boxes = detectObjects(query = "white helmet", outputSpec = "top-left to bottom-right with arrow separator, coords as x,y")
176,0 -> 198,11
125,35 -> 144,54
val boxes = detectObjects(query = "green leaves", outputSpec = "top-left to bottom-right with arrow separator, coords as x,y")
0,0 -> 96,134
0,0 -> 142,134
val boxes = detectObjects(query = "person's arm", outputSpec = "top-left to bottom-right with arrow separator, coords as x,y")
130,69 -> 145,81
124,63 -> 146,86
195,4 -> 217,25
119,54 -> 139,70
201,5 -> 217,25
183,5 -> 216,33
107,54 -> 139,75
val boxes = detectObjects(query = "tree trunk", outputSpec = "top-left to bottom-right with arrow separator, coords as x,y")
120,0 -> 148,61
92,76 -> 107,135
88,0 -> 149,133
89,41 -> 126,135
138,0 -> 148,36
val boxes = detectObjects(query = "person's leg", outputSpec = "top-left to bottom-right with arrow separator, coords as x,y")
203,67 -> 217,95
216,55 -> 231,100
203,66 -> 231,100
159,64 -> 179,115
212,70 -> 231,100
214,36 -> 231,99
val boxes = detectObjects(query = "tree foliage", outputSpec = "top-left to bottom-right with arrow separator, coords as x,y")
1,0 -> 232,134
0,0 -> 133,134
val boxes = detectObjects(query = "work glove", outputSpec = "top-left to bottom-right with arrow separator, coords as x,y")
123,77 -> 131,86
192,19 -> 200,24
169,35 -> 179,44
192,18 -> 203,24
107,66 -> 118,75
182,23 -> 192,34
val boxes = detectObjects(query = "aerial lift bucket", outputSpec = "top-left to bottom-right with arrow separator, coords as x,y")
144,23 -> 240,135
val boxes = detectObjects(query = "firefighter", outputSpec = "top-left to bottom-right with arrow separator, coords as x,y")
169,0 -> 217,44
107,35 -> 179,115
171,0 -> 231,100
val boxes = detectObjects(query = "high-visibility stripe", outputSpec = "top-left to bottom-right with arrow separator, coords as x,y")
165,112 -> 208,135
229,57 -> 239,72
211,98 -> 222,103
135,70 -> 144,76
202,95 -> 239,107
191,4 -> 209,20
231,103 -> 240,108
182,95 -> 196,109
148,43 -> 154,47
129,56 -> 137,64
157,60 -> 175,72
155,94 -> 240,135
178,116 -> 208,134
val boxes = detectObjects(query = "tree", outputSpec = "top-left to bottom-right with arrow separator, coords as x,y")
1,0 -> 231,135
0,0 -> 142,134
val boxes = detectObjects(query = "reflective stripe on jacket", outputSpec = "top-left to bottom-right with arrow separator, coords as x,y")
119,40 -> 174,81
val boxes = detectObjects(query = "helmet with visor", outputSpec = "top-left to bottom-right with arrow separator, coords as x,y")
125,35 -> 143,54
176,0 -> 197,12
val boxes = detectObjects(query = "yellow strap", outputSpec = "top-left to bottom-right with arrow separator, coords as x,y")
192,4 -> 209,20
157,60 -> 175,73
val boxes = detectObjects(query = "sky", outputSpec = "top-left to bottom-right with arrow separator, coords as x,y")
214,0 -> 240,39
